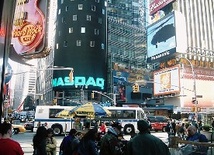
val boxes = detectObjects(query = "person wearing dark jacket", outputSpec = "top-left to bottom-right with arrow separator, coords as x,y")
60,128 -> 78,155
126,120 -> 170,155
78,129 -> 99,155
33,126 -> 47,155
100,122 -> 123,155
185,125 -> 208,155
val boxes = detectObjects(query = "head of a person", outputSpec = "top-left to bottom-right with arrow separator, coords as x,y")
47,128 -> 54,137
82,129 -> 97,141
137,120 -> 150,133
187,125 -> 197,136
0,121 -> 12,137
111,122 -> 123,134
36,126 -> 47,137
69,128 -> 77,136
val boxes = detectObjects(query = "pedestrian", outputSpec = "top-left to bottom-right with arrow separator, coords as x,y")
171,119 -> 176,136
77,129 -> 99,155
99,122 -> 107,134
46,128 -> 57,155
100,122 -> 124,155
60,128 -> 78,155
165,121 -> 172,140
33,126 -> 48,155
0,121 -> 24,155
178,123 -> 186,140
211,120 -> 214,129
126,120 -> 170,155
182,125 -> 208,155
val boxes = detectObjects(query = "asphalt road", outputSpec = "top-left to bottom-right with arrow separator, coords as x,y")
12,131 -> 168,155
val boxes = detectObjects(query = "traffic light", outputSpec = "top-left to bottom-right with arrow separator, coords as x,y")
69,70 -> 74,82
132,83 -> 140,93
91,92 -> 94,99
192,97 -> 198,104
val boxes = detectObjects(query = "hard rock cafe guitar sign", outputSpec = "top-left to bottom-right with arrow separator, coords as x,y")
11,0 -> 45,56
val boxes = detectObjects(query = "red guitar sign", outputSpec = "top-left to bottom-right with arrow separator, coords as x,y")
11,0 -> 45,55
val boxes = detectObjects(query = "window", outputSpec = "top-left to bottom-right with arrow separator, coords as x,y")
102,9 -> 105,15
78,4 -> 83,10
58,31 -> 61,36
56,43 -> 59,49
98,18 -> 102,24
94,29 -> 99,35
86,15 -> 91,21
58,9 -> 61,15
62,17 -> 65,23
90,41 -> 95,47
65,6 -> 68,11
73,15 -> 77,21
69,27 -> 73,33
91,5 -> 96,11
49,109 -> 64,118
63,41 -> 67,47
81,27 -> 85,33
101,43 -> 104,49
61,0 -> 64,4
76,40 -> 81,46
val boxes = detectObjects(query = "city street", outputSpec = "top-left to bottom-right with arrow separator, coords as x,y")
13,131 -> 168,155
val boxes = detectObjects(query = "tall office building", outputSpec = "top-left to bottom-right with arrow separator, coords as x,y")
176,1 -> 214,54
36,0 -> 150,105
106,0 -> 150,102
146,0 -> 214,114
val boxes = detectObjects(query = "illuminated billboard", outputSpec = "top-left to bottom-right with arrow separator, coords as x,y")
153,66 -> 180,96
11,0 -> 46,56
147,11 -> 187,62
150,0 -> 176,15
52,1 -> 107,91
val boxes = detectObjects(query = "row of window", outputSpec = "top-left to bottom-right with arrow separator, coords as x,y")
59,4 -> 105,15
55,41 -> 105,49
58,27 -> 100,35
61,15 -> 103,24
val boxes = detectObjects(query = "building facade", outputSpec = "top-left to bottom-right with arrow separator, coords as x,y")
35,0 -> 151,106
147,0 -> 214,116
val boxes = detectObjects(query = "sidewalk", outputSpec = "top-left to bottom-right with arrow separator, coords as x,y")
20,138 -> 62,155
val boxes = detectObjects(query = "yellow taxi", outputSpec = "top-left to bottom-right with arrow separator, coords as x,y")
12,120 -> 26,134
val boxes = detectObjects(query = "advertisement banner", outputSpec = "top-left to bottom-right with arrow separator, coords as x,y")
150,0 -> 176,15
153,66 -> 180,96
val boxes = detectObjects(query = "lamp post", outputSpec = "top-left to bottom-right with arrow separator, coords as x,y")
178,57 -> 198,118
92,90 -> 117,106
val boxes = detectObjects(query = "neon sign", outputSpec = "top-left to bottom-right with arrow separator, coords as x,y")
52,76 -> 105,90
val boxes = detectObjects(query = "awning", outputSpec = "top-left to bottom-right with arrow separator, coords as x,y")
145,105 -> 174,110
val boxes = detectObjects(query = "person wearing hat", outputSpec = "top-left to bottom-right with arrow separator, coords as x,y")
100,122 -> 123,155
126,120 -> 170,155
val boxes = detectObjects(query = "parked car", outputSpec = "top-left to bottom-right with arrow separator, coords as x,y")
147,116 -> 169,132
24,121 -> 34,132
12,120 -> 26,134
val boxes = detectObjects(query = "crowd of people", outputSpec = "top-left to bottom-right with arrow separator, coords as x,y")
0,118 -> 212,155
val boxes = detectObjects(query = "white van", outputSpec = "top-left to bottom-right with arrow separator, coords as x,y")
33,105 -> 76,135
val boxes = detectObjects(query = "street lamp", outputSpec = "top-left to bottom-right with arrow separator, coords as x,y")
92,90 -> 117,106
177,56 -> 198,117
